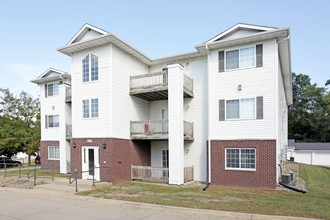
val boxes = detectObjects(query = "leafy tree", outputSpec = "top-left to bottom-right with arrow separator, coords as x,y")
326,79 -> 330,86
0,88 -> 40,162
288,73 -> 330,142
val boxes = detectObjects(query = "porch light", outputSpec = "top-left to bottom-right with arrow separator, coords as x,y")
103,143 -> 106,149
73,143 -> 76,149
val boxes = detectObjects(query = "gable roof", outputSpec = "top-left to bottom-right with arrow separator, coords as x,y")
67,23 -> 108,46
204,23 -> 277,44
31,68 -> 70,84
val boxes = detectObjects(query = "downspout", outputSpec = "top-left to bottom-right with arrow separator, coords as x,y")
277,36 -> 290,45
204,44 -> 211,190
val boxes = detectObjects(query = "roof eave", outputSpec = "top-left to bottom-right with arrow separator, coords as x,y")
31,73 -> 71,84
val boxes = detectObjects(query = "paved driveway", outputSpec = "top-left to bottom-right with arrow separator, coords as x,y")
0,189 -> 311,220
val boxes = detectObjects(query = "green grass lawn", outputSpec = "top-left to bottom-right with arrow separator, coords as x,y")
78,163 -> 330,219
0,168 -> 69,178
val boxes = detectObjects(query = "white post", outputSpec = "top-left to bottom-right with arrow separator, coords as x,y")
59,84 -> 68,174
167,64 -> 184,185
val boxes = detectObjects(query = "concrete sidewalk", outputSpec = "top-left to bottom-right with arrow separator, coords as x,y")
0,181 -> 318,220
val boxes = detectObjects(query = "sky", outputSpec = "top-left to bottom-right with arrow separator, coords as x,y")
0,0 -> 329,97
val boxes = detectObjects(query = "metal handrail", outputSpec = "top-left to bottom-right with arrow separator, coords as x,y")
0,162 -> 24,178
69,166 -> 110,192
27,164 -> 54,186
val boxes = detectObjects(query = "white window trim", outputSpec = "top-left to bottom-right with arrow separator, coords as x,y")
224,45 -> 256,71
48,146 -> 60,160
225,97 -> 257,120
46,82 -> 59,97
82,52 -> 99,83
82,98 -> 99,119
225,148 -> 256,171
48,114 -> 60,128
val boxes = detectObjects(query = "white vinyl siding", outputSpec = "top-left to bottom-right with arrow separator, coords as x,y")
48,146 -> 60,160
225,46 -> 255,70
210,39 -> 276,140
226,98 -> 255,120
226,148 -> 256,171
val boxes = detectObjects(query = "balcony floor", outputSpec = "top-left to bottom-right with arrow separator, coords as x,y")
131,134 -> 194,141
130,86 -> 194,101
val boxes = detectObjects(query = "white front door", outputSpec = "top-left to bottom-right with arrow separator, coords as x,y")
82,146 -> 100,181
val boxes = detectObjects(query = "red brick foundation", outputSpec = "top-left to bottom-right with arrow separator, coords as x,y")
210,140 -> 276,188
70,138 -> 150,184
40,141 -> 60,171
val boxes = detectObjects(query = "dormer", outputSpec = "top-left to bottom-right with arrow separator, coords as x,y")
31,68 -> 71,99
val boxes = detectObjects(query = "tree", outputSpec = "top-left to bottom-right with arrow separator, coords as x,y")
326,79 -> 330,86
288,73 -> 330,142
0,88 -> 40,162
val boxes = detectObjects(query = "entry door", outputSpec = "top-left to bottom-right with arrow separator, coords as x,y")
82,146 -> 100,181
162,149 -> 169,178
161,108 -> 168,133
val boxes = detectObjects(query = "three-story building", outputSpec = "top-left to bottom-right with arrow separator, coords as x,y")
32,23 -> 292,188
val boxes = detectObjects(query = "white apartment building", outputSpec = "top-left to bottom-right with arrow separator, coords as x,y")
32,23 -> 292,188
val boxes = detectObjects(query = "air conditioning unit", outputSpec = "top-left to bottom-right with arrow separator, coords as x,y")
281,174 -> 291,184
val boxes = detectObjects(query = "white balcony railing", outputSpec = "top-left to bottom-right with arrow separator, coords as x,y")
131,165 -> 169,183
66,124 -> 72,140
130,71 -> 168,91
130,120 -> 193,140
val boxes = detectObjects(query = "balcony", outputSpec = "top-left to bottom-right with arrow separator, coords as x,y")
131,165 -> 194,183
130,120 -> 194,141
66,124 -> 72,141
129,71 -> 194,101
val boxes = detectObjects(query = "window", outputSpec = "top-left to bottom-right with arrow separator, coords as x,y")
162,149 -> 169,168
48,146 -> 60,160
226,148 -> 256,170
226,98 -> 255,120
82,100 -> 90,118
91,99 -> 99,118
225,46 -> 255,70
48,115 -> 59,127
46,82 -> 59,97
82,98 -> 98,118
82,53 -> 98,82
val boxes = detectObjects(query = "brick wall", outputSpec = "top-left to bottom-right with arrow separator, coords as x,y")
210,140 -> 276,188
40,141 -> 60,171
70,138 -> 150,184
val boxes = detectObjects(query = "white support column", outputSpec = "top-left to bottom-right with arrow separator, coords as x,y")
59,84 -> 68,174
168,64 -> 184,185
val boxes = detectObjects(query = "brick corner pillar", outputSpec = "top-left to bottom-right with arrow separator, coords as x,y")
167,64 -> 184,185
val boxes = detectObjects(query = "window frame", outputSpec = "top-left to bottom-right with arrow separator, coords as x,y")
48,114 -> 60,128
48,146 -> 60,160
224,45 -> 256,71
46,82 -> 59,97
82,98 -> 99,119
82,53 -> 99,83
225,97 -> 256,120
225,148 -> 256,171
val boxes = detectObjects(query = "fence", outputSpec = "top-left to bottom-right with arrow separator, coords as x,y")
131,165 -> 169,183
